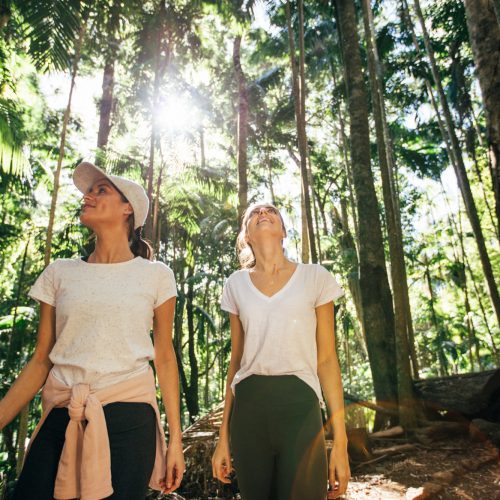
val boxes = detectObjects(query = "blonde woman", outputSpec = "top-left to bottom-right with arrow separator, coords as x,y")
0,162 -> 184,499
212,203 -> 350,500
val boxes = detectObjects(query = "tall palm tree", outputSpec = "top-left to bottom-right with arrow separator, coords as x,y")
361,0 -> 418,427
335,0 -> 398,428
285,0 -> 317,263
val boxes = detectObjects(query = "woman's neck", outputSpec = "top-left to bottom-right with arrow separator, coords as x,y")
252,240 -> 290,274
89,230 -> 134,264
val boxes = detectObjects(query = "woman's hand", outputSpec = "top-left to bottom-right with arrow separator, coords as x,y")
328,439 -> 350,499
160,439 -> 185,494
212,437 -> 233,484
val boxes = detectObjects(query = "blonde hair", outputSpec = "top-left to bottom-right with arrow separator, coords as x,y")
236,203 -> 286,269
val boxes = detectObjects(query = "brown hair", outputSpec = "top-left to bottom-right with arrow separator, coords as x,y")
119,192 -> 153,260
236,203 -> 286,269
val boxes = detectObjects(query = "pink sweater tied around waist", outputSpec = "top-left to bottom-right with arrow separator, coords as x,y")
26,367 -> 167,500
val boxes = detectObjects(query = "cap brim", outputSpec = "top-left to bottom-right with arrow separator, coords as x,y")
73,162 -> 111,194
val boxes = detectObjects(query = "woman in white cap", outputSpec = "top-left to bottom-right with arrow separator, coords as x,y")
0,162 -> 184,499
212,203 -> 350,500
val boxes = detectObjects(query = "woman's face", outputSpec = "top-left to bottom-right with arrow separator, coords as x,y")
246,205 -> 285,243
80,179 -> 133,231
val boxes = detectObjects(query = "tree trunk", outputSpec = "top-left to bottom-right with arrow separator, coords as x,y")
299,0 -> 319,263
96,59 -> 115,156
457,207 -> 483,370
186,268 -> 199,422
463,0 -> 500,241
233,35 -> 249,223
332,202 -> 363,333
3,235 -> 31,474
466,128 -> 498,239
146,4 -> 170,240
411,0 -> 500,328
96,0 -> 121,160
300,186 -> 310,262
330,57 -> 360,255
44,21 -> 86,266
200,128 -> 206,170
286,0 -> 317,263
146,34 -> 162,241
361,0 -> 417,428
334,0 -> 398,428
288,147 -> 310,262
267,142 -> 276,205
423,255 -> 448,377
308,153 -> 323,262
152,163 -> 163,251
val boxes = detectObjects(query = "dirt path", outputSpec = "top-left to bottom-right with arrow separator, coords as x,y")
346,438 -> 499,499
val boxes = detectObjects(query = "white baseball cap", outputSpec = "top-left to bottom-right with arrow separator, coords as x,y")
73,162 -> 149,229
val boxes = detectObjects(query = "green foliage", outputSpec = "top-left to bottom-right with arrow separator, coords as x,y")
17,0 -> 84,72
0,98 -> 30,178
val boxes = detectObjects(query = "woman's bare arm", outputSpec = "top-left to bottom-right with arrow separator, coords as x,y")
153,296 -> 184,494
0,302 -> 56,430
316,301 -> 350,498
212,313 -> 244,483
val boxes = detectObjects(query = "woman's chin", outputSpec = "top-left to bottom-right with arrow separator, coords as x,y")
79,213 -> 95,229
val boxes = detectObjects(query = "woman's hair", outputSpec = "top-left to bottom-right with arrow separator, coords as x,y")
236,203 -> 286,269
119,192 -> 153,260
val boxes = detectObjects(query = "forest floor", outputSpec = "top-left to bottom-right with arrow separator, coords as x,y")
344,437 -> 499,499
152,415 -> 500,500
148,405 -> 500,500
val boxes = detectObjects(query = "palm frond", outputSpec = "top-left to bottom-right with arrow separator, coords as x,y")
0,98 -> 30,178
17,0 -> 82,72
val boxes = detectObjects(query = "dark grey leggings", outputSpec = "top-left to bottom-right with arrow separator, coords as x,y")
230,375 -> 328,500
13,402 -> 157,500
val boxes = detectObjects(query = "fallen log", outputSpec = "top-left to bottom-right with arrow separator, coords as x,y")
370,425 -> 405,439
344,391 -> 399,417
413,369 -> 500,421
414,421 -> 469,444
373,443 -> 417,456
470,418 -> 500,447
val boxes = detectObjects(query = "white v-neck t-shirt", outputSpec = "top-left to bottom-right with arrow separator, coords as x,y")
28,257 -> 177,390
220,263 -> 345,401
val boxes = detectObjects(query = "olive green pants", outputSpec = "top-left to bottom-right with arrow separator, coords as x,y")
230,375 -> 327,500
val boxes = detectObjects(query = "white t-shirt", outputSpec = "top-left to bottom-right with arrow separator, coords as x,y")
220,263 -> 344,401
29,257 -> 177,390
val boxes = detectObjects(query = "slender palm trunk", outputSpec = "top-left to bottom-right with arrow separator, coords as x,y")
286,0 -> 317,263
332,201 -> 363,333
457,210 -> 482,370
146,38 -> 162,241
96,60 -> 115,154
96,0 -> 120,160
335,0 -> 398,428
298,0 -> 318,263
44,21 -> 86,266
200,128 -> 206,169
423,255 -> 448,376
5,235 -> 30,474
330,57 -> 360,254
152,163 -> 163,250
362,0 -> 417,427
233,35 -> 249,222
186,269 -> 199,422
